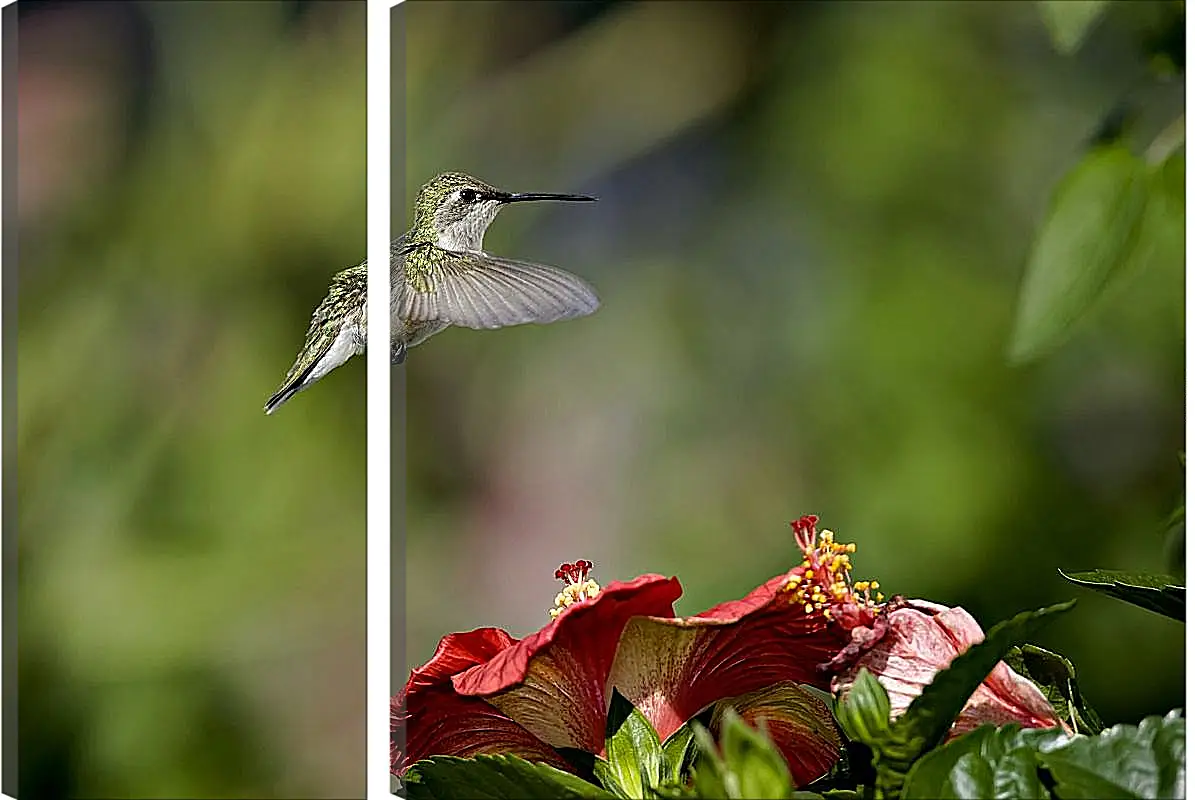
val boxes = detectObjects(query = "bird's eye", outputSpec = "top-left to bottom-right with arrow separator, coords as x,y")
459,189 -> 478,203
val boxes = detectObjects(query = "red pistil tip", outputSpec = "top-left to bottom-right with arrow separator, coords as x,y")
791,515 -> 820,548
554,559 -> 594,585
783,516 -> 882,628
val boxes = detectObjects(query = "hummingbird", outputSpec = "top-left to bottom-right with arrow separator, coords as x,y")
263,172 -> 599,414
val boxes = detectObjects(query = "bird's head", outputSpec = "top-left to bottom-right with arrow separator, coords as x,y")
410,171 -> 594,251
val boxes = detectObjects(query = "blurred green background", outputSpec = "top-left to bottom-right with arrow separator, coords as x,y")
397,0 -> 1184,734
14,1 -> 1184,796
18,1 -> 365,797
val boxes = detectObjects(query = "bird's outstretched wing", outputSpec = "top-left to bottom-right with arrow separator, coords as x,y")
395,246 -> 599,330
264,265 -> 366,414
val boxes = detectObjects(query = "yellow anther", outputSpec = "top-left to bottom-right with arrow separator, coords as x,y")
845,543 -> 856,553
804,603 -> 814,613
549,573 -> 603,620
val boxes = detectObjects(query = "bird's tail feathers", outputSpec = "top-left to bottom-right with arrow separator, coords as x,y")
263,370 -> 312,415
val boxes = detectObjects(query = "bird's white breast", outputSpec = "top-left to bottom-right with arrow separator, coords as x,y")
308,322 -> 365,384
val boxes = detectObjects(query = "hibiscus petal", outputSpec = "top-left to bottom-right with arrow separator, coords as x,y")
829,602 -> 1068,738
950,661 -> 1068,735
409,627 -> 518,689
610,573 -> 850,743
393,687 -> 572,776
832,602 -> 961,717
710,682 -> 842,787
454,575 -> 683,753
393,626 -> 526,772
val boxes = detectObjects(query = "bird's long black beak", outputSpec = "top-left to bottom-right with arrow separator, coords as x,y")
499,191 -> 596,203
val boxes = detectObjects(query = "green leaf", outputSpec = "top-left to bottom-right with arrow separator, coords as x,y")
1040,710 -> 1186,799
835,669 -> 892,746
1146,150 -> 1185,266
1005,644 -> 1104,735
903,724 -> 1071,800
1037,1 -> 1110,54
648,784 -> 697,799
1009,146 -> 1151,364
689,724 -> 731,800
685,716 -> 794,800
1154,152 -> 1184,215
901,726 -> 988,799
1145,115 -> 1186,167
719,711 -> 793,799
600,688 -> 666,798
593,761 -> 634,800
402,754 -> 618,799
904,714 -> 1187,799
1120,150 -> 1185,296
661,723 -> 695,784
1059,569 -> 1184,622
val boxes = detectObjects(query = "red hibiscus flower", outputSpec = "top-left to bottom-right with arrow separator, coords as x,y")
393,519 -> 882,787
827,597 -> 1071,738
